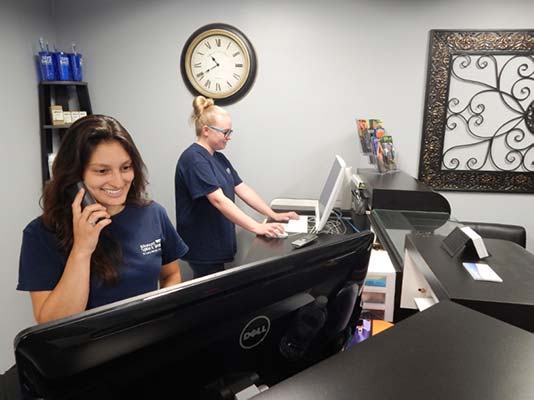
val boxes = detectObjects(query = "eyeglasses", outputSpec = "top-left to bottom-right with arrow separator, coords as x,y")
208,125 -> 234,138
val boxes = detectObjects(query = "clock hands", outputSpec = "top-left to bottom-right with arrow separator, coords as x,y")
203,56 -> 221,74
183,25 -> 255,101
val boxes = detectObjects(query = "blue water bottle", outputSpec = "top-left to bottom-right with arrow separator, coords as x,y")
53,47 -> 72,81
37,38 -> 55,81
69,43 -> 83,81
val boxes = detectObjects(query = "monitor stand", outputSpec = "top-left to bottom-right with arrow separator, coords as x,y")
204,371 -> 269,400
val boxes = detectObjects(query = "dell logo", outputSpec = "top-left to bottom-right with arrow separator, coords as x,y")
243,325 -> 267,340
239,315 -> 271,350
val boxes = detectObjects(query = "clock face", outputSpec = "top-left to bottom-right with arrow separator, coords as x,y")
181,24 -> 257,104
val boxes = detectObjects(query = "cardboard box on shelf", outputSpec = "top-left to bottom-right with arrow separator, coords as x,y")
50,105 -> 64,126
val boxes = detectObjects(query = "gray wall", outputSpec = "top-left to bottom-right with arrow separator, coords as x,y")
53,0 -> 534,244
0,0 -> 57,372
2,0 -> 533,371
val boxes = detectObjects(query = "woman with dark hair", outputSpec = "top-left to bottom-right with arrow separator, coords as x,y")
18,114 -> 188,324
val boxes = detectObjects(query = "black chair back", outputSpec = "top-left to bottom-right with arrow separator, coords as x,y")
461,221 -> 526,248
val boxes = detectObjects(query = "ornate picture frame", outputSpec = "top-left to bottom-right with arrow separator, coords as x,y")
418,30 -> 534,193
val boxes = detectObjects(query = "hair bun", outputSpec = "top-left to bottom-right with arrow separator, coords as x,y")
193,96 -> 215,117
190,96 -> 227,135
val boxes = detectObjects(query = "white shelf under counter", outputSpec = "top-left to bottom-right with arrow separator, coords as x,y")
362,249 -> 396,322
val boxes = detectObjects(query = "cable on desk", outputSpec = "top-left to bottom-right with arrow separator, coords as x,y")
323,220 -> 346,235
333,208 -> 360,233
308,216 -> 317,235
306,210 -> 359,235
320,209 -> 347,235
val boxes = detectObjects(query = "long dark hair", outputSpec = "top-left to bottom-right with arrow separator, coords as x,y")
42,115 -> 150,286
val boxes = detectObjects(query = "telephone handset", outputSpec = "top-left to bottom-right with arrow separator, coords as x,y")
67,181 -> 96,209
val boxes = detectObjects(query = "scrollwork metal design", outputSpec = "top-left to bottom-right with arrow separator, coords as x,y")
527,100 -> 534,133
419,30 -> 534,193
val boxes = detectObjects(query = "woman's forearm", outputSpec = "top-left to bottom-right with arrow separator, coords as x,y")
35,249 -> 92,323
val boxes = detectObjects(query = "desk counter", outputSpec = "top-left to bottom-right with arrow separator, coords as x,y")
253,301 -> 534,400
404,235 -> 534,332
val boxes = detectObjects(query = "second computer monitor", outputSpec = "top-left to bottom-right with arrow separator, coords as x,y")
316,155 -> 346,232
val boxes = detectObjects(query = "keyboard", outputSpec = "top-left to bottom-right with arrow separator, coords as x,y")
282,215 -> 309,233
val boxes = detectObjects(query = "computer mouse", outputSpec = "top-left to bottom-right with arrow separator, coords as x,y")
266,231 -> 288,239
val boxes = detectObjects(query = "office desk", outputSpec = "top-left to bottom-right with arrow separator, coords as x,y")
14,229 -> 374,399
230,212 -> 366,268
230,229 -> 355,267
368,209 -> 461,321
369,209 -> 460,271
403,235 -> 534,332
253,301 -> 534,400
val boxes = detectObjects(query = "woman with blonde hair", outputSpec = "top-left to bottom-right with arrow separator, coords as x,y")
175,96 -> 298,278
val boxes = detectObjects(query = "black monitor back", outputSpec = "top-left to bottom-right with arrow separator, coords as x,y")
15,231 -> 374,399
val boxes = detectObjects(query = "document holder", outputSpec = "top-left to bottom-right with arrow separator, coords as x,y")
441,226 -> 489,261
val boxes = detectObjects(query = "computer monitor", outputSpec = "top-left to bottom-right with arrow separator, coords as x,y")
315,155 -> 347,232
14,231 -> 373,399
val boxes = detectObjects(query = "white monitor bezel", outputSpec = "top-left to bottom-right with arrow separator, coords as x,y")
315,155 -> 346,232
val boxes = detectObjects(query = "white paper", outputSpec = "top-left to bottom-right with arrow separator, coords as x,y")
462,262 -> 503,282
414,297 -> 437,311
63,112 -> 72,124
283,215 -> 308,233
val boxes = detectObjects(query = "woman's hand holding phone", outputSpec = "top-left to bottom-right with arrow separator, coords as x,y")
71,187 -> 112,256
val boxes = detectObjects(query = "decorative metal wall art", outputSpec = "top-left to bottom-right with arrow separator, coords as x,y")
419,30 -> 534,193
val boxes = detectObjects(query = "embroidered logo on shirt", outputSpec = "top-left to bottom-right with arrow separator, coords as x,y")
140,238 -> 161,256
226,168 -> 231,174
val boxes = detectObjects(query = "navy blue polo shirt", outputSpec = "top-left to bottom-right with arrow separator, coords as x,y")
175,143 -> 242,264
18,202 -> 188,309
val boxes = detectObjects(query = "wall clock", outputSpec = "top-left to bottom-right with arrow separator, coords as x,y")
181,23 -> 257,105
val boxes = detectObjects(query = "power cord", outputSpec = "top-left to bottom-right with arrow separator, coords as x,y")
332,208 -> 360,233
307,209 -> 360,235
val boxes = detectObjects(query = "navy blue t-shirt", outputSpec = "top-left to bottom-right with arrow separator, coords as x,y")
175,143 -> 242,264
17,202 -> 188,309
